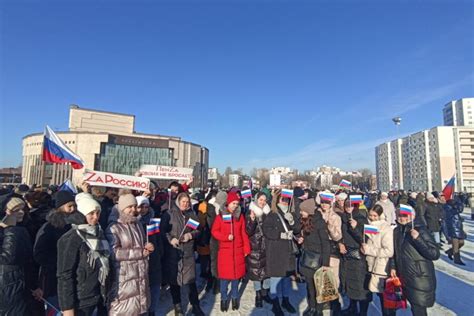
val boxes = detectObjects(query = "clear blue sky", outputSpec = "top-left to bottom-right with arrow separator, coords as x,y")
1,0 -> 473,173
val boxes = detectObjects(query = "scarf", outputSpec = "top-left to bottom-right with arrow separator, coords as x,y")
277,203 -> 294,225
74,224 -> 110,287
249,201 -> 271,218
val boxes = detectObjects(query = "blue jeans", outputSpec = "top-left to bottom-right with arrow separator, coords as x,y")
220,279 -> 239,300
253,279 -> 270,291
269,277 -> 291,299
149,285 -> 160,312
432,231 -> 440,243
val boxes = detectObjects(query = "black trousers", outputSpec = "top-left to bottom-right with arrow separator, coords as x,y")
300,266 -> 318,308
411,304 -> 428,316
76,305 -> 96,316
170,282 -> 200,306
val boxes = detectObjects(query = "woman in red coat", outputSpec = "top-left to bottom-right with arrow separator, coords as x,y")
211,192 -> 250,313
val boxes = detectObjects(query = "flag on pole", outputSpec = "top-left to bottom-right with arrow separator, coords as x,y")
43,125 -> 84,169
147,224 -> 160,236
339,179 -> 351,188
442,175 -> 455,200
186,218 -> 200,230
281,189 -> 294,198
320,192 -> 335,202
58,179 -> 78,194
364,224 -> 380,235
241,189 -> 252,199
222,214 -> 232,222
349,195 -> 363,205
399,204 -> 414,216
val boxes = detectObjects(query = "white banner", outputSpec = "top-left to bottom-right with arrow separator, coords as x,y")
83,170 -> 150,191
270,174 -> 281,187
139,164 -> 193,181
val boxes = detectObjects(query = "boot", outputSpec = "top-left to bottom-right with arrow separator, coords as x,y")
303,306 -> 317,316
281,297 -> 296,314
261,288 -> 273,304
149,313 -> 155,316
271,298 -> 284,316
191,304 -> 204,316
220,300 -> 229,312
213,278 -> 220,295
341,300 -> 357,316
454,253 -> 466,266
255,290 -> 263,308
205,277 -> 214,292
445,248 -> 453,260
232,298 -> 240,311
316,303 -> 324,316
331,300 -> 342,316
174,304 -> 184,316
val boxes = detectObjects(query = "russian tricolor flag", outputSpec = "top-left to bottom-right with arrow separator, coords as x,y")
222,214 -> 232,222
186,218 -> 200,230
339,179 -> 351,188
442,175 -> 455,201
350,195 -> 363,205
399,204 -> 414,216
320,192 -> 335,202
43,125 -> 84,169
281,189 -> 294,198
58,179 -> 78,194
364,224 -> 380,235
147,224 -> 160,236
241,189 -> 252,199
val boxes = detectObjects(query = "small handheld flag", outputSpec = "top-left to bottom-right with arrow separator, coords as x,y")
43,125 -> 85,169
320,192 -> 335,202
281,189 -> 294,198
147,224 -> 160,236
241,189 -> 252,199
399,204 -> 414,216
222,214 -> 232,222
364,224 -> 380,235
442,176 -> 455,201
339,179 -> 351,188
186,218 -> 199,230
58,179 -> 78,194
350,195 -> 363,205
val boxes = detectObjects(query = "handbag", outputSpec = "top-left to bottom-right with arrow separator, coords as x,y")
344,247 -> 362,260
383,277 -> 407,309
276,211 -> 299,255
300,248 -> 321,270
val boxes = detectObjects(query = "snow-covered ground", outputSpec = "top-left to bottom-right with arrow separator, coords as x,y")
157,209 -> 474,315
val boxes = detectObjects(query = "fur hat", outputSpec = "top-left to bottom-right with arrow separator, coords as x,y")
381,192 -> 389,197
55,191 -> 75,209
75,193 -> 101,216
227,192 -> 240,205
294,187 -> 305,199
136,196 -> 150,206
336,192 -> 347,201
299,198 -> 316,215
118,194 -> 137,212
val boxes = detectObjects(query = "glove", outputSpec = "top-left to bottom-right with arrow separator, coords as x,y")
284,212 -> 295,226
170,238 -> 180,248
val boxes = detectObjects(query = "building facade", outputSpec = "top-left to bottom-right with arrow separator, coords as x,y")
22,105 -> 209,187
443,98 -> 474,127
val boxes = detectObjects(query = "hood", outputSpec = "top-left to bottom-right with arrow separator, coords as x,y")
215,191 -> 227,207
249,201 -> 271,218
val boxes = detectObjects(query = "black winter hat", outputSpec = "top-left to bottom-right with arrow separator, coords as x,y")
294,187 -> 305,199
55,190 -> 75,209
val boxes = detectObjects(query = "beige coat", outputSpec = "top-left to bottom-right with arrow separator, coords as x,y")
106,219 -> 150,316
319,207 -> 342,242
363,220 -> 394,293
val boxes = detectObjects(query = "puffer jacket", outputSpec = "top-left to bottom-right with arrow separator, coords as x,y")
443,200 -> 466,240
375,199 -> 397,225
424,201 -> 443,233
245,202 -> 270,281
320,207 -> 342,242
0,225 -> 32,316
162,202 -> 200,286
363,220 -> 394,293
391,223 -> 439,307
106,218 -> 150,316
212,208 -> 250,280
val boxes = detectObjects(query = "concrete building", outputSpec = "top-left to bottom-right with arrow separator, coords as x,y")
443,98 -> 474,127
22,105 -> 209,187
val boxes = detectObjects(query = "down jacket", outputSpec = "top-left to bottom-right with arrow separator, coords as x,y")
424,201 -> 443,233
0,225 -> 32,316
391,223 -> 440,307
212,208 -> 250,280
363,220 -> 394,293
245,202 -> 270,281
443,200 -> 466,240
106,219 -> 150,316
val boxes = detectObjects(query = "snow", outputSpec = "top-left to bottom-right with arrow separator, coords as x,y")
157,209 -> 474,315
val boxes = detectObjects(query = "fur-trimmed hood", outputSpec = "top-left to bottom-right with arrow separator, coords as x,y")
249,201 -> 270,218
220,206 -> 242,220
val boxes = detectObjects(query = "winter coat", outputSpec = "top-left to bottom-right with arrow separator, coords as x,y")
391,223 -> 439,307
424,201 -> 443,233
33,210 -> 72,298
162,202 -> 200,286
208,194 -> 225,278
212,208 -> 250,280
340,209 -> 371,301
106,219 -> 150,316
196,202 -> 211,256
363,220 -> 394,293
320,207 -> 342,242
57,227 -> 108,311
263,207 -> 301,277
443,201 -> 466,240
139,210 -> 163,288
375,199 -> 397,225
99,196 -> 115,231
0,225 -> 32,316
245,202 -> 270,281
300,211 -> 331,271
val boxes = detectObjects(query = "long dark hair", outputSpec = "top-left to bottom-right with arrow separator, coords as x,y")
301,215 -> 314,234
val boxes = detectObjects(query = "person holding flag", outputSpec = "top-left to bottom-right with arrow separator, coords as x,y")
390,204 -> 440,316
211,192 -> 250,312
440,193 -> 467,265
161,192 -> 203,316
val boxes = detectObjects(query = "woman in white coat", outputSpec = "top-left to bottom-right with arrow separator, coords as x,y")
361,204 -> 395,316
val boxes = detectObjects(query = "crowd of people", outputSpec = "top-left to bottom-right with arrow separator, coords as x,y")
0,178 -> 468,316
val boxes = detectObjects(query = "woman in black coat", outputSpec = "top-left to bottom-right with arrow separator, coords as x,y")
263,190 -> 300,316
57,194 -> 110,316
442,197 -> 467,265
0,197 -> 32,316
390,207 -> 440,316
299,198 -> 331,316
246,192 -> 271,308
340,200 -> 372,316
